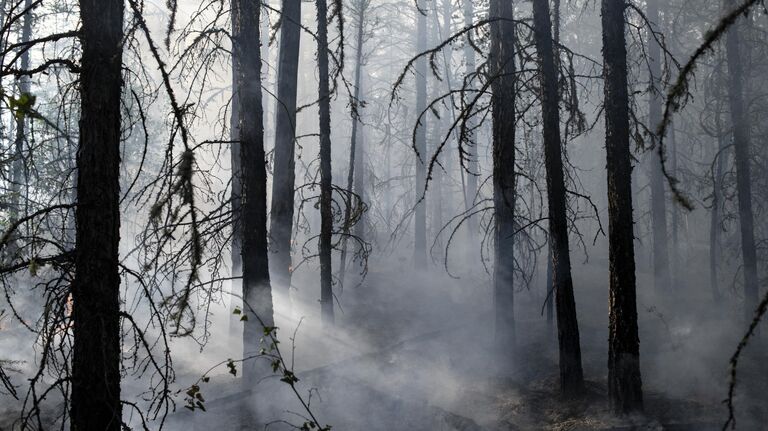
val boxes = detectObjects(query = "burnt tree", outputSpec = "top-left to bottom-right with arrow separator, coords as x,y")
70,0 -> 124,429
490,0 -> 516,355
233,0 -> 274,382
723,0 -> 758,320
601,0 -> 643,413
316,0 -> 335,324
269,0 -> 302,295
531,0 -> 584,396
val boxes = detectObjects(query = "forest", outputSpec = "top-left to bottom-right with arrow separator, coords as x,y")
0,0 -> 766,429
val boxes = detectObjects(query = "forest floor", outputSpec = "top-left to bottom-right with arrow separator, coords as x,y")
3,247 -> 765,430
166,248 -> 768,430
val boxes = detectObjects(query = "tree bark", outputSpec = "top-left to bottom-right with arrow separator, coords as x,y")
601,0 -> 643,413
531,0 -> 584,396
316,0 -> 335,324
646,0 -> 671,292
723,0 -> 758,321
269,0 -> 301,295
490,0 -> 516,355
233,0 -> 274,384
71,0 -> 124,429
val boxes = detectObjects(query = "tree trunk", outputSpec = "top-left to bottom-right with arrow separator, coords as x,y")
531,0 -> 584,396
338,0 -> 366,287
723,0 -> 758,320
462,0 -> 478,238
269,0 -> 301,295
7,0 -> 32,254
233,0 -> 274,384
71,0 -> 124,429
413,0 -> 428,268
490,0 -> 516,355
710,78 -> 727,301
316,0 -> 335,324
669,122 -> 679,286
646,0 -> 671,292
601,0 -> 643,413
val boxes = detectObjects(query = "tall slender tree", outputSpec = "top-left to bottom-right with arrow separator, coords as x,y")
646,0 -> 671,292
601,0 -> 643,413
269,0 -> 302,295
316,0 -> 335,324
490,0 -> 516,354
413,0 -> 428,268
462,0 -> 478,239
71,0 -> 124,429
7,0 -> 32,254
723,0 -> 758,320
531,0 -> 584,396
233,0 -> 274,383
338,0 -> 367,285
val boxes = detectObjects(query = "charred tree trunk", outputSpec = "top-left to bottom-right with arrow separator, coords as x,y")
531,0 -> 584,396
316,0 -> 335,324
269,0 -> 301,295
233,0 -> 274,383
71,0 -> 124,429
414,0 -> 427,268
646,0 -> 670,292
723,0 -> 758,320
490,0 -> 516,355
601,0 -> 643,413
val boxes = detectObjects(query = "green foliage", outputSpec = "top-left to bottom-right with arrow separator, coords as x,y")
0,87 -> 39,120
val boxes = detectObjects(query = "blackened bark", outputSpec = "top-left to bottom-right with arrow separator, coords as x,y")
724,0 -> 758,320
532,0 -> 584,396
546,242 -> 554,327
490,0 -> 516,354
414,0 -> 427,268
646,0 -> 670,292
71,0 -> 124,429
269,0 -> 301,294
601,0 -> 643,413
233,0 -> 274,383
316,0 -> 335,324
